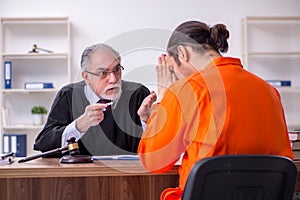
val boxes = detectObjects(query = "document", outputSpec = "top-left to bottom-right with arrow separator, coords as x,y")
92,155 -> 140,160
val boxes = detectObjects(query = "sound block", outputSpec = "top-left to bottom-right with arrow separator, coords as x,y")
60,155 -> 93,164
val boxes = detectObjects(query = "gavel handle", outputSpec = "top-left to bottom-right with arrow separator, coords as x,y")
18,146 -> 67,163
36,47 -> 53,53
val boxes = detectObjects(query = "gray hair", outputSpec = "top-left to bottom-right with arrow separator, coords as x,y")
80,43 -> 121,70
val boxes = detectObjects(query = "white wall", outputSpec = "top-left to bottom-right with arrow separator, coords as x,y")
0,0 -> 299,91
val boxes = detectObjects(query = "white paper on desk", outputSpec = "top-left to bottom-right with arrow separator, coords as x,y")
0,159 -> 13,165
289,131 -> 300,141
92,155 -> 140,160
175,153 -> 184,166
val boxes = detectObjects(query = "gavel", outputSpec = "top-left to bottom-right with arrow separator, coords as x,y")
18,137 -> 80,163
28,44 -> 53,53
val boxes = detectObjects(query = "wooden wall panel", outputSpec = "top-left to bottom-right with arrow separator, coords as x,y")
0,175 -> 179,200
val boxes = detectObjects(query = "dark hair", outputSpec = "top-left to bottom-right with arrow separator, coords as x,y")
167,21 -> 230,65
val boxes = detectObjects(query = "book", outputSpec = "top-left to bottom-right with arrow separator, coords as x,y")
92,155 -> 140,160
289,131 -> 300,142
2,134 -> 26,157
24,82 -> 54,89
4,61 -> 12,89
266,80 -> 291,87
288,131 -> 300,160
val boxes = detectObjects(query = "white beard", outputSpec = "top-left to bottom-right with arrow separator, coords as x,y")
100,84 -> 122,101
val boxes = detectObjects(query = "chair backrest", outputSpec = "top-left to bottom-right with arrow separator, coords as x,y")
181,154 -> 297,200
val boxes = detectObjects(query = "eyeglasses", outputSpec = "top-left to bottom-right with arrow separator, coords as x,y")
85,65 -> 124,79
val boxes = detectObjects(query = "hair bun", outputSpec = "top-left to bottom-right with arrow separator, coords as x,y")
210,24 -> 230,53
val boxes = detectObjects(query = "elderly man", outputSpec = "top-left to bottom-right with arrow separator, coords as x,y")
34,43 -> 150,156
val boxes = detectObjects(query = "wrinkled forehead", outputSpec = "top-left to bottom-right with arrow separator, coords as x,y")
90,50 -> 120,70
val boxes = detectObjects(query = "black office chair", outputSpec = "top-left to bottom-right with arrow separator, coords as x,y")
181,154 -> 297,200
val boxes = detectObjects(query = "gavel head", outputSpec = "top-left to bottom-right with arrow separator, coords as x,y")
31,44 -> 38,52
66,137 -> 80,156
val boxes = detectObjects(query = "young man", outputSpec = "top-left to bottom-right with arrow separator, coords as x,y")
137,20 -> 293,200
34,43 -> 150,156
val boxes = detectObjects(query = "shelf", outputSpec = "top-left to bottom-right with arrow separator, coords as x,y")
2,89 -> 58,94
0,17 -> 71,156
2,125 -> 44,130
243,16 -> 300,23
242,16 -> 300,132
277,87 -> 300,93
287,123 -> 300,131
2,53 -> 69,60
246,52 -> 300,57
1,17 -> 69,24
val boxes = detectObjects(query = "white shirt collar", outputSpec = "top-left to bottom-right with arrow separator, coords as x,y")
84,84 -> 99,104
84,85 -> 119,108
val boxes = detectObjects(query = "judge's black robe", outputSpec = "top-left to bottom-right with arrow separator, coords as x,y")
33,80 -> 150,157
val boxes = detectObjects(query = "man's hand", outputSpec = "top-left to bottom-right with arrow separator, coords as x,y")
76,103 -> 107,132
157,54 -> 177,102
137,91 -> 157,122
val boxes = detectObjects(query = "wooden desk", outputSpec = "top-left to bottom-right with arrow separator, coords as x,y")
2,158 -> 300,200
0,158 -> 179,200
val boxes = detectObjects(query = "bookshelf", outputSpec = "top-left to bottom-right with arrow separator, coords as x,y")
0,17 -> 71,156
242,16 -> 300,131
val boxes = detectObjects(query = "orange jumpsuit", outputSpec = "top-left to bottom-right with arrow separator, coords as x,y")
138,57 -> 293,200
